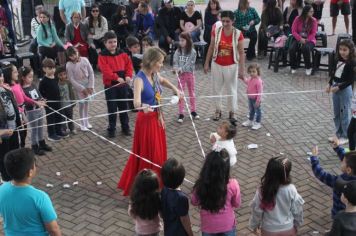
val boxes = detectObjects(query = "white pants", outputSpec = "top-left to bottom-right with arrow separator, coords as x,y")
211,61 -> 239,113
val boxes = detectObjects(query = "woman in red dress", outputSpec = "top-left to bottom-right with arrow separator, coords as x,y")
65,12 -> 92,57
118,47 -> 181,196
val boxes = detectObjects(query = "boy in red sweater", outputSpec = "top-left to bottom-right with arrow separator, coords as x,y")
98,31 -> 133,138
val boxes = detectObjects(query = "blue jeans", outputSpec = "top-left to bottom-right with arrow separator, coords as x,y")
158,32 -> 179,52
202,227 -> 236,236
191,29 -> 201,42
332,86 -> 352,138
248,98 -> 262,123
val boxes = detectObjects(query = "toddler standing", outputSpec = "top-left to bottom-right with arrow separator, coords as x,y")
56,66 -> 77,135
173,32 -> 199,123
66,46 -> 95,132
242,63 -> 263,130
210,121 -> 237,166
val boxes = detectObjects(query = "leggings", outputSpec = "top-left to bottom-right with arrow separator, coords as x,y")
79,101 -> 89,128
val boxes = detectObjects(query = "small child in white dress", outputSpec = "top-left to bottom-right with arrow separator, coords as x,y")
210,121 -> 237,166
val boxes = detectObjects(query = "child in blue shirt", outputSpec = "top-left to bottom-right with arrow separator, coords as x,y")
161,158 -> 193,236
310,138 -> 356,217
0,148 -> 61,235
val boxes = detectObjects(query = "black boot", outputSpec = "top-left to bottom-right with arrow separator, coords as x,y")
39,140 -> 52,152
32,144 -> 45,156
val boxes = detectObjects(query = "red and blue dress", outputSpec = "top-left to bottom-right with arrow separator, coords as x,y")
117,71 -> 167,196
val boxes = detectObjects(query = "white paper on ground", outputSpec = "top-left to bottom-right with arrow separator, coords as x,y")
63,184 -> 70,188
46,184 -> 54,188
56,172 -> 61,176
266,133 -> 271,136
73,181 -> 79,186
96,181 -> 102,185
247,144 -> 258,149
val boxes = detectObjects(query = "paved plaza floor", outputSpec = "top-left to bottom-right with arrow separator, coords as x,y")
1,0 -> 353,235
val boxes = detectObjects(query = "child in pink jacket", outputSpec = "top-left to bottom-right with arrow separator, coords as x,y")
242,63 -> 263,130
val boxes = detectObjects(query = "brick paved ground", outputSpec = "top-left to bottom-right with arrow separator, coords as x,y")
0,0 -> 352,235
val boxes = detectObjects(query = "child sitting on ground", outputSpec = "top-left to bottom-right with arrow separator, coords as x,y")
327,178 -> 356,235
210,121 -> 237,166
310,139 -> 356,218
161,158 -> 194,236
128,169 -> 162,235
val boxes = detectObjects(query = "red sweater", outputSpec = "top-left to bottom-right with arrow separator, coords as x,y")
98,49 -> 133,87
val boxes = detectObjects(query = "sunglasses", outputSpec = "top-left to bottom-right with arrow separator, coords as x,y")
92,9 -> 99,12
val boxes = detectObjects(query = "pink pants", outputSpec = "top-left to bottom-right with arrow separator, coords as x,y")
178,72 -> 196,114
261,227 -> 297,236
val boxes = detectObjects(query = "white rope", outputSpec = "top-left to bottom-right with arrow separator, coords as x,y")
175,71 -> 206,158
45,103 -> 195,185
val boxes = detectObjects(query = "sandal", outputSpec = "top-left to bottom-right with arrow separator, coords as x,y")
213,111 -> 222,121
229,111 -> 237,126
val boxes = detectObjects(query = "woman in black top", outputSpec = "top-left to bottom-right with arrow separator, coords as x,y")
111,5 -> 131,49
180,0 -> 202,42
258,0 -> 283,58
283,0 -> 303,35
204,0 -> 221,45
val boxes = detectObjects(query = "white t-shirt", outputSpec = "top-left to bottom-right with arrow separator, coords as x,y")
210,132 -> 237,166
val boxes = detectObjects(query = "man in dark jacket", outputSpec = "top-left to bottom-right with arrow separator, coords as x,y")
156,0 -> 182,53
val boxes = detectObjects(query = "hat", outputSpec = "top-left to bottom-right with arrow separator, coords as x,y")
335,177 -> 356,205
163,0 -> 172,3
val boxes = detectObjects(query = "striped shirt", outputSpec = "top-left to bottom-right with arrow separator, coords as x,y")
31,17 -> 41,39
310,146 -> 356,217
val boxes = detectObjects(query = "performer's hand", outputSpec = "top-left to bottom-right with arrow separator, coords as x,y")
141,103 -> 153,113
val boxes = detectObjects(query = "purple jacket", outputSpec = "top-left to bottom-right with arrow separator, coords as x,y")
291,16 -> 317,45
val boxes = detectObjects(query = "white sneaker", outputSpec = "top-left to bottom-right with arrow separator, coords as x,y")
252,122 -> 262,130
339,138 -> 349,145
87,123 -> 93,129
328,136 -> 335,142
305,68 -> 312,76
291,68 -> 296,74
81,127 -> 90,132
242,120 -> 253,127
177,114 -> 184,123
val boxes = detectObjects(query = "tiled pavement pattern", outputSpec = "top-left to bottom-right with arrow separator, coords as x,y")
1,0 -> 352,235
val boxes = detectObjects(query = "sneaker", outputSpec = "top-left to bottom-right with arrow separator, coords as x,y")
339,138 -> 349,145
305,68 -> 312,76
81,127 -> 90,132
328,136 -> 335,142
191,112 -> 200,120
252,122 -> 262,130
48,135 -> 61,142
70,130 -> 78,135
177,114 -> 184,123
87,123 -> 93,129
242,120 -> 253,127
291,69 -> 296,74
